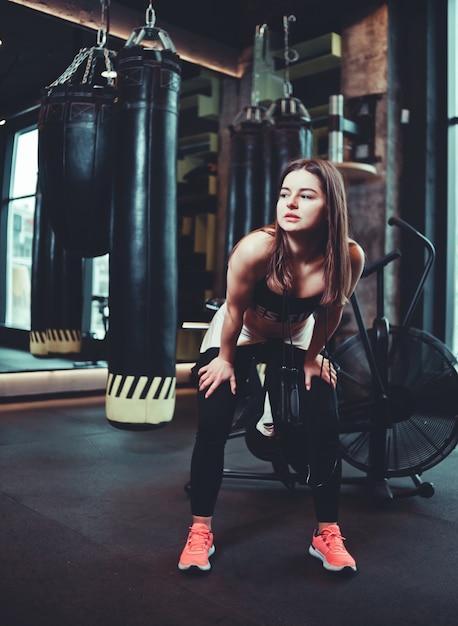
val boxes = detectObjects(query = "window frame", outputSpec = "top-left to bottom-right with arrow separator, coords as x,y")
446,0 -> 458,353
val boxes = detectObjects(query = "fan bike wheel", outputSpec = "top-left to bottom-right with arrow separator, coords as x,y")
334,326 -> 458,477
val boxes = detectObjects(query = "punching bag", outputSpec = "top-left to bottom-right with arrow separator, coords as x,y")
224,105 -> 268,268
38,46 -> 116,257
30,191 -> 83,356
263,96 -> 313,223
106,18 -> 181,428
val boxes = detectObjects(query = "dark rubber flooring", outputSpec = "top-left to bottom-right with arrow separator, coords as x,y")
1,388 -> 457,626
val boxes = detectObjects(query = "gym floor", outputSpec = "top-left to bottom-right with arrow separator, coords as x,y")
0,383 -> 457,625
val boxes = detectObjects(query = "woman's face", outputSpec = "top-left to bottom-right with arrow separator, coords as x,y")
276,168 -> 327,234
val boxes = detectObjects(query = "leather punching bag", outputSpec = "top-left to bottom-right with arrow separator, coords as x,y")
38,47 -> 116,257
106,32 -> 181,428
30,192 -> 83,356
263,96 -> 313,223
224,105 -> 268,268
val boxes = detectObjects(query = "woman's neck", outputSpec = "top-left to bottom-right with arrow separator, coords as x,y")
286,230 -> 326,264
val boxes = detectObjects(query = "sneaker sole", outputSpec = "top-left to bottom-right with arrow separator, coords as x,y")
178,544 -> 215,572
309,545 -> 357,572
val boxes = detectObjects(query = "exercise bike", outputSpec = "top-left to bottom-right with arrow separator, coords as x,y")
333,217 -> 458,500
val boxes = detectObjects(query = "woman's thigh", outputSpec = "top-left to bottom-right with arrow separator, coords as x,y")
194,346 -> 259,439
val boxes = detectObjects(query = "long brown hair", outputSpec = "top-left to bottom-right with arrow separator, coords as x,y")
266,158 -> 352,306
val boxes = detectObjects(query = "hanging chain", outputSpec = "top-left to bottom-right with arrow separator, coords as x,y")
98,0 -> 116,82
102,48 -> 117,82
47,1 -> 116,87
82,48 -> 95,83
283,15 -> 298,98
47,48 -> 91,86
97,0 -> 110,48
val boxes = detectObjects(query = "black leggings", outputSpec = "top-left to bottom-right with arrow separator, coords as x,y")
190,343 -> 341,522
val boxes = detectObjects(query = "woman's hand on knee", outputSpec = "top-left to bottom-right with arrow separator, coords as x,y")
304,355 -> 337,390
198,357 -> 236,398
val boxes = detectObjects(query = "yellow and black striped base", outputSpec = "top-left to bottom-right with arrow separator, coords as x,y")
106,372 -> 176,426
30,329 -> 82,356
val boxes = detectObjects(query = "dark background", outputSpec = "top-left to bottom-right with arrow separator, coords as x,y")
0,0 -> 382,118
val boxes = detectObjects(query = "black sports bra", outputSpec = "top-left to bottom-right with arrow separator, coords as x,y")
251,277 -> 322,323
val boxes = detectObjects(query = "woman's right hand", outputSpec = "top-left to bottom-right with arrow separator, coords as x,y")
197,356 -> 236,398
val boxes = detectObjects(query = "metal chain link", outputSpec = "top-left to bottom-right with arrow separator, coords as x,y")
101,48 -> 116,84
97,0 -> 110,48
47,48 -> 91,86
82,48 -> 95,84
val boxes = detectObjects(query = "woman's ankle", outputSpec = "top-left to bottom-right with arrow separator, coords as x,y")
192,516 -> 212,530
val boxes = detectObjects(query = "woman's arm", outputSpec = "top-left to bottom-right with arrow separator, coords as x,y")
303,241 -> 365,389
303,304 -> 343,389
198,231 -> 270,398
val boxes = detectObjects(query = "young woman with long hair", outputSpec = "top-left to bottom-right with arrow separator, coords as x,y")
178,158 -> 365,574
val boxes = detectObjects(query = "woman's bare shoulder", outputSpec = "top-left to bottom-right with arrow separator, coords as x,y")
228,229 -> 273,279
348,239 -> 365,279
232,229 -> 274,259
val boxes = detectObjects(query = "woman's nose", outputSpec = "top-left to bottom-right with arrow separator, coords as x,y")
287,195 -> 298,208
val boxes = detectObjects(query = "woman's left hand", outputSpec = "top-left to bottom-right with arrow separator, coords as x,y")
304,355 -> 337,390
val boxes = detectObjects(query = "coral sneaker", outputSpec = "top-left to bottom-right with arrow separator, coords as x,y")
309,524 -> 357,572
178,523 -> 215,572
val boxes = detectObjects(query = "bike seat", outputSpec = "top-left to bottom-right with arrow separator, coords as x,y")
205,297 -> 225,311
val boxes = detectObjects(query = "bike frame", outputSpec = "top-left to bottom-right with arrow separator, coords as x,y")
338,216 -> 436,498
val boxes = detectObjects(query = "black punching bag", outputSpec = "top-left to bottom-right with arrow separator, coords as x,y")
38,46 -> 116,257
106,21 -> 181,427
224,105 -> 267,268
263,96 -> 313,223
30,192 -> 83,356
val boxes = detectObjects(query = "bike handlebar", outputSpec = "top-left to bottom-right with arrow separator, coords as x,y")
362,217 -> 436,278
388,216 -> 436,263
362,249 -> 402,278
388,216 -> 436,328
358,216 -> 436,328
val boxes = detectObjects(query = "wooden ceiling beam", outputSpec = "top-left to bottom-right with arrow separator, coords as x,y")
8,0 -> 241,76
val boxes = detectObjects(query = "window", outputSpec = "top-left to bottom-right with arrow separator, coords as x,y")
5,126 -> 38,329
90,254 -> 109,340
2,124 -> 108,339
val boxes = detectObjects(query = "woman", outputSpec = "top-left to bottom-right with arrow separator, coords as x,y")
178,158 -> 365,574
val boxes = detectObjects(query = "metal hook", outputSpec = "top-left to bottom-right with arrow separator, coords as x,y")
146,1 -> 156,27
283,16 -> 299,63
283,15 -> 296,29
